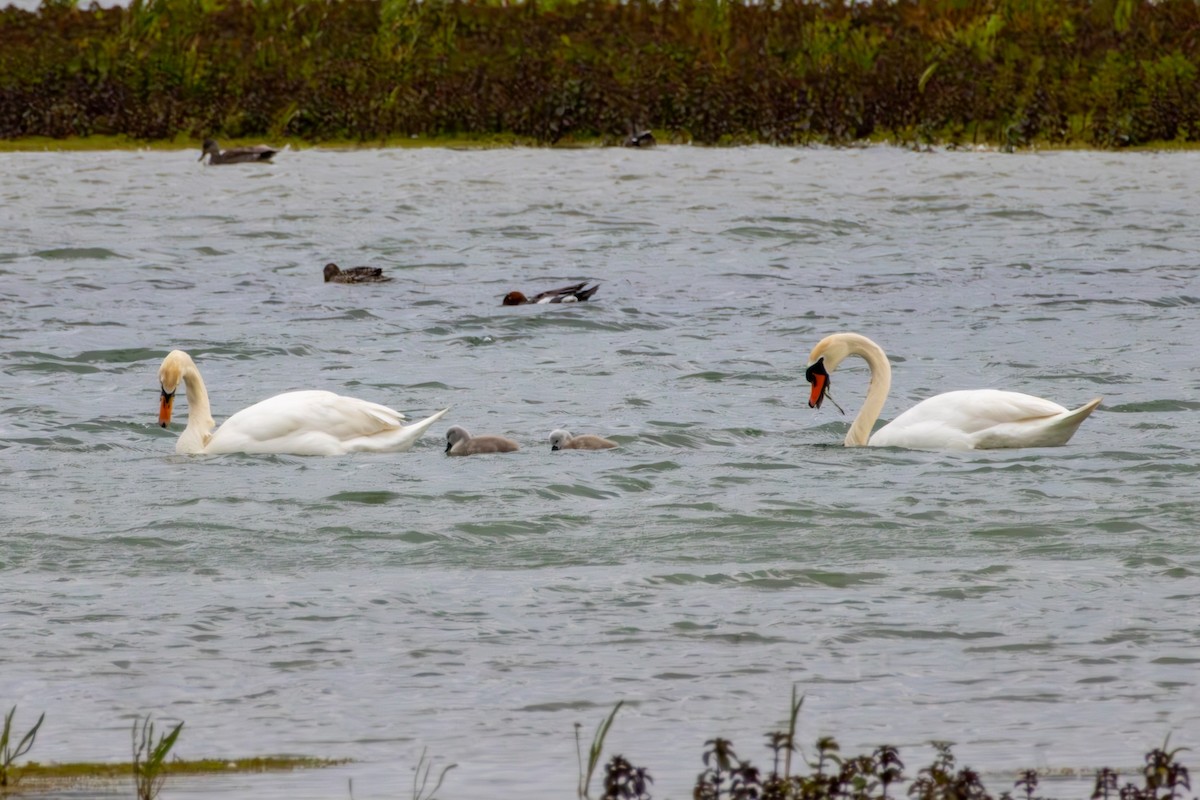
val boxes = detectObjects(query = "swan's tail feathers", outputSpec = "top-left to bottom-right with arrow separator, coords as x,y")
363,407 -> 450,453
1056,397 -> 1102,444
402,407 -> 451,443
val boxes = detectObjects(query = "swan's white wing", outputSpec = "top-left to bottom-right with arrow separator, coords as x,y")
870,390 -> 1073,450
205,390 -> 417,455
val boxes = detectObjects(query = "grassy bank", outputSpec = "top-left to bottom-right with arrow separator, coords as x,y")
0,132 -> 565,151
1,0 -> 1198,148
0,708 -> 344,797
5,757 -> 347,795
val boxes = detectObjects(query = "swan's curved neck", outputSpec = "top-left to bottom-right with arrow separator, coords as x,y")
178,364 -> 216,453
841,335 -> 891,446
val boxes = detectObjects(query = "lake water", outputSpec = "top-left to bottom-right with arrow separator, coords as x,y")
2,144 -> 1199,800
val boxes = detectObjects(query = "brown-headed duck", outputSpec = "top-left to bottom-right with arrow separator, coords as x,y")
502,282 -> 599,306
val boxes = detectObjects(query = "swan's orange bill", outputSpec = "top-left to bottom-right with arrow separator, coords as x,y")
159,388 -> 175,428
808,373 -> 827,409
805,357 -> 829,409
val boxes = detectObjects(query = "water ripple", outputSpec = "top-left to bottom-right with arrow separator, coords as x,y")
2,147 -> 1199,799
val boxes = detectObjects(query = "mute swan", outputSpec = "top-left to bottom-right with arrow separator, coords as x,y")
199,139 -> 277,165
445,426 -> 519,456
157,350 -> 448,455
549,430 -> 618,451
324,263 -> 392,284
805,332 -> 1101,450
502,282 -> 600,306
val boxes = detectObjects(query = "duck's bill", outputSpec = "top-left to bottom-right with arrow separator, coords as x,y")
805,359 -> 829,409
159,388 -> 175,427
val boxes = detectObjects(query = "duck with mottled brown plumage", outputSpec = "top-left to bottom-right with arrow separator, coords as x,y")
324,263 -> 393,284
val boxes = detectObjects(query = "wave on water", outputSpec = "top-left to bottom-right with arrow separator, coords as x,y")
2,147 -> 1199,800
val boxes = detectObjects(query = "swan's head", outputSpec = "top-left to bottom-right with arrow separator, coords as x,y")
806,335 -> 848,410
502,291 -> 529,306
445,425 -> 470,453
549,429 -> 571,451
807,334 -> 861,412
157,350 -> 193,427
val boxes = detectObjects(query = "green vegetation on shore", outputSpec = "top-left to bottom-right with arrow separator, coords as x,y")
573,697 -> 1193,800
7,756 -> 347,794
1,0 -> 1198,149
1,700 -> 1195,800
0,705 -> 343,796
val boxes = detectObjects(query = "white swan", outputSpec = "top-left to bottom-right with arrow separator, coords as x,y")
157,350 -> 448,455
805,333 -> 1101,450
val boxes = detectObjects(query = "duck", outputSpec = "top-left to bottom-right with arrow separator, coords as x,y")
323,263 -> 393,284
805,332 -> 1101,450
445,426 -> 519,456
156,350 -> 448,455
199,139 -> 278,165
549,429 -> 618,451
626,130 -> 656,148
502,282 -> 599,306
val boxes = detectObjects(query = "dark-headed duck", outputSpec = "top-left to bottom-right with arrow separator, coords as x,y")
502,282 -> 599,306
626,130 -> 656,148
199,139 -> 278,165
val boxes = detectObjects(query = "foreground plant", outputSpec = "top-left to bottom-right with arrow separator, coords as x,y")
686,728 -> 1198,800
131,715 -> 183,800
765,687 -> 804,783
0,705 -> 45,789
410,746 -> 456,800
602,753 -> 652,800
666,689 -> 1199,800
695,738 -> 761,800
577,701 -> 626,800
571,701 -> 653,800
908,741 -> 987,800
1128,738 -> 1190,800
